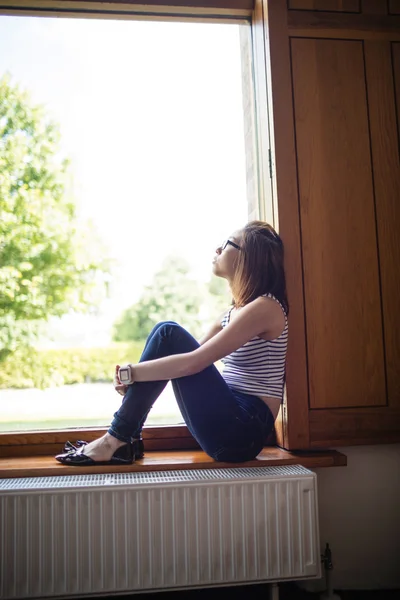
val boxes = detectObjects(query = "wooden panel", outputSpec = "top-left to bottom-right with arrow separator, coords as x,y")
309,408 -> 400,446
290,38 -> 386,409
362,0 -> 388,14
0,425 -> 199,457
364,41 -> 400,407
263,0 -> 310,449
288,11 -> 400,40
0,425 -> 193,446
389,0 -> 400,15
394,43 -> 400,149
288,0 -> 360,11
0,448 -> 347,479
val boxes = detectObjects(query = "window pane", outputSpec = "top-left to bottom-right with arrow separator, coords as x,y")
0,16 -> 250,432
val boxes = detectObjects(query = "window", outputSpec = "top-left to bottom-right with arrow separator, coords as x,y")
0,6 -> 264,446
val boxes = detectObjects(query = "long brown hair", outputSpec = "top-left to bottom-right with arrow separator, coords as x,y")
231,220 -> 289,313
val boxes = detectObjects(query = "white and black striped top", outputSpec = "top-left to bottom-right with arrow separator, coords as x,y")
220,293 -> 288,401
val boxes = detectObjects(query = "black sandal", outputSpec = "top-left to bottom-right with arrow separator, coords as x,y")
55,442 -> 135,466
63,438 -> 144,459
63,440 -> 87,453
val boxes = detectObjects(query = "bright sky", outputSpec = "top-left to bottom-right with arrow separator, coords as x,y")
0,15 -> 249,343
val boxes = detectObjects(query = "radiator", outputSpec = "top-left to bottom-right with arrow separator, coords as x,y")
0,465 -> 320,599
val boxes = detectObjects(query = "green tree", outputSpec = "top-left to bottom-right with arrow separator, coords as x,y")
113,255 -> 206,342
207,273 -> 231,316
0,74 -> 109,360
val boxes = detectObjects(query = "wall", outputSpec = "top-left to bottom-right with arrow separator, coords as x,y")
304,444 -> 400,591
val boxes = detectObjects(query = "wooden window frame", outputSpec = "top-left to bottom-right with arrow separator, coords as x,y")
0,0 -> 253,21
0,0 -> 283,458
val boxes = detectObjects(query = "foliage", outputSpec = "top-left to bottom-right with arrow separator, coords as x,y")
207,273 -> 232,316
0,342 -> 144,389
0,74 -> 109,361
113,255 -> 209,341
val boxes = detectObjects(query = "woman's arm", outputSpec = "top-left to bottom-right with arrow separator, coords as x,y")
127,297 -> 282,383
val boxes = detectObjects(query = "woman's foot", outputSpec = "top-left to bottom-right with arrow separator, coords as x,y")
55,433 -> 145,466
77,433 -> 126,462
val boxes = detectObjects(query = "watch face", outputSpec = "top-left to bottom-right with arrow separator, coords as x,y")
119,368 -> 130,382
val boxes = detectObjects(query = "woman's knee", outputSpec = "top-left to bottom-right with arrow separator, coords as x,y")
147,321 -> 180,338
155,321 -> 200,351
157,320 -> 180,328
157,321 -> 188,340
145,322 -> 199,356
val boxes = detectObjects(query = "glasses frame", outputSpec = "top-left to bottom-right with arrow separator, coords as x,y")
221,239 -> 241,251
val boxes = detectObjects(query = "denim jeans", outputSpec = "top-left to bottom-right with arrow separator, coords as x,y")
108,321 -> 275,462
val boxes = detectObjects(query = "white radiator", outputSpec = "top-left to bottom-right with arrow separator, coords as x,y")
0,465 -> 320,599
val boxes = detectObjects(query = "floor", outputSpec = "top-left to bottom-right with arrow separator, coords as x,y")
90,582 -> 400,599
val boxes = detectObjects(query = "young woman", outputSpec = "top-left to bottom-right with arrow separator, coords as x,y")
56,220 -> 289,466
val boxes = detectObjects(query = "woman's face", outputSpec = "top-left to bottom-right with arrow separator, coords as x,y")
212,229 -> 243,281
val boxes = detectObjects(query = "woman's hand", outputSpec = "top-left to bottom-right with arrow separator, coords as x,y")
113,364 -> 128,397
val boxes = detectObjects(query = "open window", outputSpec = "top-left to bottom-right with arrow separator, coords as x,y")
2,0 -> 397,459
0,0 -> 276,455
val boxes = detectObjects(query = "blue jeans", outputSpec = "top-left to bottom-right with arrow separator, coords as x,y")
108,321 -> 275,462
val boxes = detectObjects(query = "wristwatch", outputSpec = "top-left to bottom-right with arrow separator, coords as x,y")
118,364 -> 134,385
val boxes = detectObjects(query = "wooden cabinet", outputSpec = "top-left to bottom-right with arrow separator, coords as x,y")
288,0 -> 360,11
258,0 -> 400,448
389,0 -> 400,15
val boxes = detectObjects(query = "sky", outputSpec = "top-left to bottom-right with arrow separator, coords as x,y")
0,14 -> 249,345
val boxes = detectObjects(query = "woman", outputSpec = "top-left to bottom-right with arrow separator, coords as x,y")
56,220 -> 288,466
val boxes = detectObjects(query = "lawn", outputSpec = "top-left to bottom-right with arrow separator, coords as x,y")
0,382 -> 183,432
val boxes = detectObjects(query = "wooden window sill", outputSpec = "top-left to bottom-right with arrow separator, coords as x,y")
0,447 -> 347,479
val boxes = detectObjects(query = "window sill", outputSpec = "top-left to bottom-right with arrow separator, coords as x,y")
0,447 -> 347,479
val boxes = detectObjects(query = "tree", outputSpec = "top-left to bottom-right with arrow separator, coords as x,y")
0,74 -> 109,360
207,273 -> 232,316
113,256 -> 206,342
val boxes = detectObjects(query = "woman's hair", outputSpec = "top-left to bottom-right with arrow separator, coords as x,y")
231,220 -> 289,314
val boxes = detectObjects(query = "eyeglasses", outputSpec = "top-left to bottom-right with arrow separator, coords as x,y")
221,239 -> 241,251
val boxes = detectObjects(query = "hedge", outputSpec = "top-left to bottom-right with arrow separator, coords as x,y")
0,342 -> 145,389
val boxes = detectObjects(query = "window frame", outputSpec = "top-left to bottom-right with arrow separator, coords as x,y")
0,0 -> 282,458
0,0 -> 253,21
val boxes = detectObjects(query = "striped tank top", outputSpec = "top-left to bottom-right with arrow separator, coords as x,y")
220,293 -> 288,401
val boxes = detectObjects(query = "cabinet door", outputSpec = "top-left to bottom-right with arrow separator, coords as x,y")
262,0 -> 400,448
389,1 -> 400,15
288,0 -> 360,11
291,37 -> 386,412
